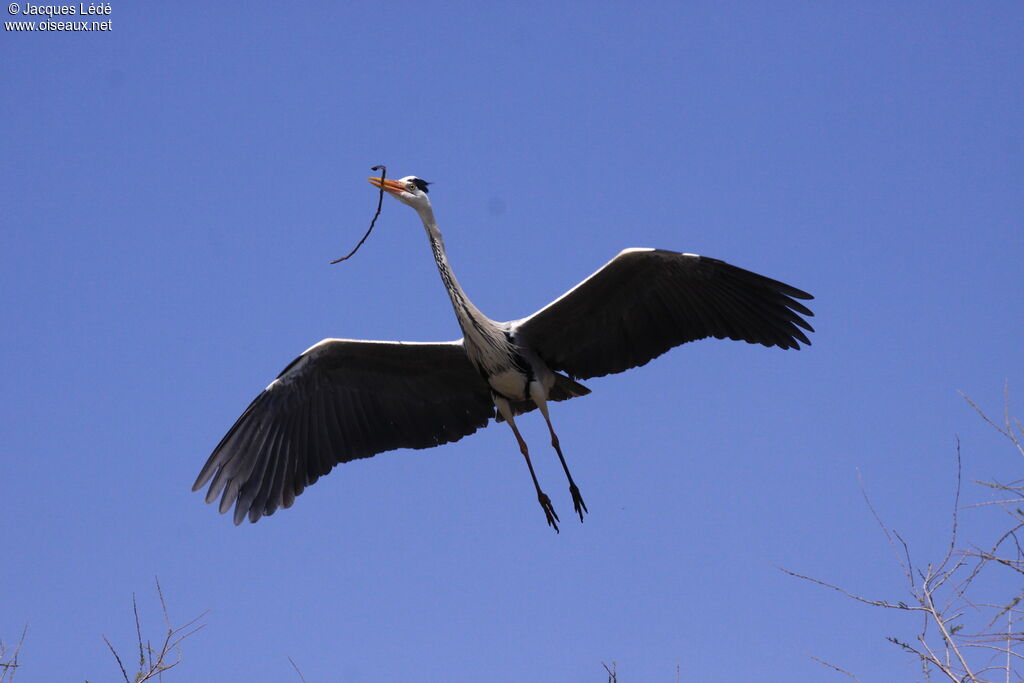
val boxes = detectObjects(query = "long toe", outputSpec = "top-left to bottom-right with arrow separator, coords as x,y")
538,493 -> 560,533
570,484 -> 588,522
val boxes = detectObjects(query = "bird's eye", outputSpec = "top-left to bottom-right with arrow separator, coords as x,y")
406,184 -> 417,192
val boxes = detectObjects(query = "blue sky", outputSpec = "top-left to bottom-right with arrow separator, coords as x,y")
2,3 -> 1022,681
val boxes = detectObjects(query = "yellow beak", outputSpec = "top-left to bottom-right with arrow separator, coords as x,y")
368,177 -> 406,194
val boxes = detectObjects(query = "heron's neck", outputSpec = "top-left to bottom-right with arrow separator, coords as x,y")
417,207 -> 504,353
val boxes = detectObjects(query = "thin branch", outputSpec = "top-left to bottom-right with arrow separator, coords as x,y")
930,439 -> 963,582
133,592 -> 144,672
858,469 -> 916,588
331,165 -> 387,264
960,387 -> 1024,458
103,578 -> 208,683
775,565 -> 926,611
921,584 -> 978,681
288,656 -> 308,683
809,655 -> 862,681
0,625 -> 28,683
914,632 -> 963,683
1008,609 -> 1014,683
103,636 -> 132,683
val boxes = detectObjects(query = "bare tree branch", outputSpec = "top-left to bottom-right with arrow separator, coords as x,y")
810,655 -> 862,681
782,390 -> 1024,682
288,656 -> 308,683
0,625 -> 28,683
103,578 -> 208,683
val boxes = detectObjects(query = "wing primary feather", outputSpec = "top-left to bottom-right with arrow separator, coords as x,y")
706,276 -> 801,348
231,418 -> 278,523
278,402 -> 302,510
290,394 -> 311,495
312,388 -> 339,463
300,393 -> 319,480
247,421 -> 285,522
254,419 -> 290,521
205,403 -> 266,505
266,396 -> 300,517
194,386 -> 275,492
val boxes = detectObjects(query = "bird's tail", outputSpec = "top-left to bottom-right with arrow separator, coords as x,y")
550,373 -> 591,402
496,373 -> 591,421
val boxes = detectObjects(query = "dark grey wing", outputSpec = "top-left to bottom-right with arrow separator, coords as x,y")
193,339 -> 494,524
512,248 -> 814,380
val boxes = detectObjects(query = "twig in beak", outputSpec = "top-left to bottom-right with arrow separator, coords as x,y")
331,164 -> 386,264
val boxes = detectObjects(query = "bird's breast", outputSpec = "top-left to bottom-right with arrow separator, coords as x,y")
486,367 -> 530,401
463,328 -> 540,402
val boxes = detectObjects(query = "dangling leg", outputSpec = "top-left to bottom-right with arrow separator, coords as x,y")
530,381 -> 588,522
494,395 -> 559,532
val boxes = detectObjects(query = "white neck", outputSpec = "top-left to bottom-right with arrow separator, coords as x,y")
414,206 -> 509,363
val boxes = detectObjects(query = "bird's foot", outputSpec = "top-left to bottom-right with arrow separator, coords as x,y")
538,492 -> 560,532
569,484 -> 588,523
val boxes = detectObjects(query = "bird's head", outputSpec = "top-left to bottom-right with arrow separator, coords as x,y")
368,175 -> 432,212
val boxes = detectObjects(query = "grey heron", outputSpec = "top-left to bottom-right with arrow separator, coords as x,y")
193,175 -> 814,531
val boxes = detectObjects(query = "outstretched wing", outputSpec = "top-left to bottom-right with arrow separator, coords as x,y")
513,248 -> 814,380
193,339 -> 495,524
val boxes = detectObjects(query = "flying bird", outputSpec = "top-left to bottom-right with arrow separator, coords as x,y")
193,175 -> 814,531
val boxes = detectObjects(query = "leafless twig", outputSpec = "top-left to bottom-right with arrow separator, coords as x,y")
331,165 -> 387,264
103,577 -> 208,682
781,390 -> 1024,682
775,565 -> 926,612
810,655 -> 862,681
0,625 -> 28,683
959,384 -> 1024,458
288,656 -> 308,682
